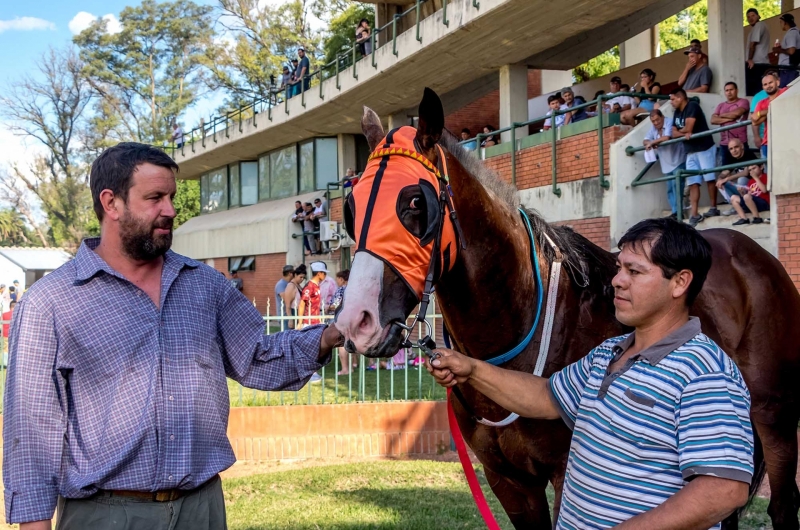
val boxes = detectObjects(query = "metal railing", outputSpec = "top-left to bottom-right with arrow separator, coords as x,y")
458,93 -> 675,195
163,0 -> 472,158
228,297 -> 446,407
625,119 -> 764,221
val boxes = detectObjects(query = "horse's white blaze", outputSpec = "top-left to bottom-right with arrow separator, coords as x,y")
334,252 -> 384,353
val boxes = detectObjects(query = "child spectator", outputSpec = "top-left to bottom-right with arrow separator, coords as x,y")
731,164 -> 769,225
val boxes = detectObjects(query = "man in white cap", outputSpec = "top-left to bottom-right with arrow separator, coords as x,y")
298,261 -> 328,382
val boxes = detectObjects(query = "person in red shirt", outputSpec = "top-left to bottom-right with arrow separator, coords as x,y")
731,164 -> 769,226
298,261 -> 328,328
751,70 -> 787,160
2,300 -> 15,364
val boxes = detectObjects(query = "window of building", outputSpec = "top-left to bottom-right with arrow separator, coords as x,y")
315,137 -> 339,190
269,145 -> 297,199
229,163 -> 240,208
299,140 -> 314,193
229,255 -> 256,272
258,154 -> 270,201
200,174 -> 209,214
241,161 -> 258,205
207,166 -> 228,212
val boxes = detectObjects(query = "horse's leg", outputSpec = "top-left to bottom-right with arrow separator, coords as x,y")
754,418 -> 800,530
484,467 -> 551,529
720,511 -> 739,529
549,469 -> 565,526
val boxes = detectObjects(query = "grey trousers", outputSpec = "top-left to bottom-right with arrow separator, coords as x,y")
55,476 -> 227,530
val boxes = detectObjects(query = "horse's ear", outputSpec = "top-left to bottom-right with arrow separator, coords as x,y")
361,106 -> 385,152
416,87 -> 444,152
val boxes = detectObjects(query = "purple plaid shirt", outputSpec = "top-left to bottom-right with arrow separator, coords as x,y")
3,238 -> 329,523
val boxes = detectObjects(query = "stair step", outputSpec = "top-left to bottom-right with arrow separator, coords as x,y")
659,209 -> 774,255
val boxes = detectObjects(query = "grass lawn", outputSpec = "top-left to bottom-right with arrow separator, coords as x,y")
223,460 -> 772,530
228,362 -> 445,407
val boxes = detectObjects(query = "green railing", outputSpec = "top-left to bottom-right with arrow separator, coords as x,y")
459,93 -> 674,196
229,300 -> 447,407
626,119 -> 763,222
163,0 -> 472,158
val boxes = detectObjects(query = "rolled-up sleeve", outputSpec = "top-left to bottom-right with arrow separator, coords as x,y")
217,280 -> 331,391
677,372 -> 754,484
548,349 -> 594,430
3,297 -> 65,524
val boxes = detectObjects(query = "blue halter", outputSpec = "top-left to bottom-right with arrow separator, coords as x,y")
483,208 -> 544,366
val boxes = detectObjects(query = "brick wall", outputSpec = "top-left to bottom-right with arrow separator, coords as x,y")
213,253 -> 289,315
444,70 -> 543,138
778,194 -> 800,290
554,217 -> 611,250
482,126 -> 629,190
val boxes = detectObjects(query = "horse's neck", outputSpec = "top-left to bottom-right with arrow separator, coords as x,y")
435,184 -> 540,364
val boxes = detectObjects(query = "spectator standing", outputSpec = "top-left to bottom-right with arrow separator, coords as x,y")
711,81 -> 750,165
329,270 -> 354,375
750,87 -> 769,148
8,286 -> 16,303
0,284 -> 9,313
561,87 -> 588,123
356,19 -> 372,56
320,273 -> 336,312
460,128 -> 478,151
775,14 -> 800,87
731,164 -> 770,225
275,265 -> 295,320
292,47 -> 310,97
678,46 -> 713,93
670,88 -> 718,226
605,76 -> 634,113
752,71 -> 787,160
622,69 -> 662,125
298,262 -> 327,329
280,65 -> 292,92
302,202 -> 316,256
1,300 -> 14,364
343,167 -> 360,188
229,270 -> 243,292
313,198 -> 327,253
171,123 -> 184,149
287,58 -> 299,98
746,8 -> 771,95
643,109 -> 686,218
543,95 -> 570,130
282,264 -> 306,330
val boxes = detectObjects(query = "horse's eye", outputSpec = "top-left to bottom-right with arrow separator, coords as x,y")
410,197 -> 421,210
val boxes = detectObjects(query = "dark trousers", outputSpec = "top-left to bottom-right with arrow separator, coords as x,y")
56,476 -> 226,530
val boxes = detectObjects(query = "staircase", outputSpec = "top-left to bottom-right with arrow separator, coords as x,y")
666,208 -> 775,256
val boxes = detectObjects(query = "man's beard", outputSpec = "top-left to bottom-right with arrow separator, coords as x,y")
119,211 -> 173,261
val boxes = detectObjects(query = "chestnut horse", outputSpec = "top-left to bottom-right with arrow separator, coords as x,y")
335,88 -> 800,529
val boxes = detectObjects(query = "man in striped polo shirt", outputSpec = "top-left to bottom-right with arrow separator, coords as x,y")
427,218 -> 753,529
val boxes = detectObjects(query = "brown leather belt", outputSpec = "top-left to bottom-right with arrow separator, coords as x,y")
100,474 -> 218,503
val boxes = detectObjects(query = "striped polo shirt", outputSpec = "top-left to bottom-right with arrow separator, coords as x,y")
548,317 -> 753,529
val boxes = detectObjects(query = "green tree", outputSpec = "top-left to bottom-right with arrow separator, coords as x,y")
173,179 -> 200,229
0,208 -> 39,247
0,47 -> 95,249
573,47 -> 620,83
322,3 -> 374,66
74,0 -> 213,226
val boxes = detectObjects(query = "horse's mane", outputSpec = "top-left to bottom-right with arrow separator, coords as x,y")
440,131 -> 618,291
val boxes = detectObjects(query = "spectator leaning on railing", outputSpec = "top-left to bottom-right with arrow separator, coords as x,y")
356,19 -> 372,57
670,88 -> 718,226
543,95 -> 570,130
711,81 -> 750,164
643,109 -> 686,219
561,87 -> 588,123
460,128 -> 478,151
678,46 -> 712,93
752,70 -> 787,162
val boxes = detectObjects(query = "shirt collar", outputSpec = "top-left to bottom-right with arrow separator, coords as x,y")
613,317 -> 702,365
74,237 -> 199,283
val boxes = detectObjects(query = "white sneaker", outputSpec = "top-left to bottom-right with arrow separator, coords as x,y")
722,208 -> 736,216
309,372 -> 322,383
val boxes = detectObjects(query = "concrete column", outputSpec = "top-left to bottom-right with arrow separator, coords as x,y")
337,134 -> 356,180
707,0 -> 745,94
619,28 -> 656,68
540,70 -> 573,94
499,64 -> 529,144
782,0 -> 799,12
387,112 -> 409,130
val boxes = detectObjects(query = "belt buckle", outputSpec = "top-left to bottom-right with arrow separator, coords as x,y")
154,490 -> 176,502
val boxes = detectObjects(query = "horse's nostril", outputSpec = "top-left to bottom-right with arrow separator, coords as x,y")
358,311 -> 373,331
345,340 -> 357,353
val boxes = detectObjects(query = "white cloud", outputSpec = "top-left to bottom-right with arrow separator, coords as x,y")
68,11 -> 121,35
0,16 -> 55,33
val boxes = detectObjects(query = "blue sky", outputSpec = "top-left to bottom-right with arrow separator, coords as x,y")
0,0 -> 220,167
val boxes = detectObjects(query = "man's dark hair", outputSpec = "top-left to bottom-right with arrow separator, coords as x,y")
90,142 -> 179,221
8,286 -> 14,293
461,128 -> 470,135
618,218 -> 712,306
337,269 -> 350,281
314,198 -> 321,203
304,202 -> 313,207
359,18 -> 369,25
670,87 -> 687,98
547,95 -> 559,104
690,38 -> 701,46
620,83 -> 630,91
724,81 -> 738,90
9,301 -> 16,309
295,200 -> 301,205
747,8 -> 759,16
231,270 -> 238,276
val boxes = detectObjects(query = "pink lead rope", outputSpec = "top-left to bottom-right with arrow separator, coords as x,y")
447,388 -> 502,530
